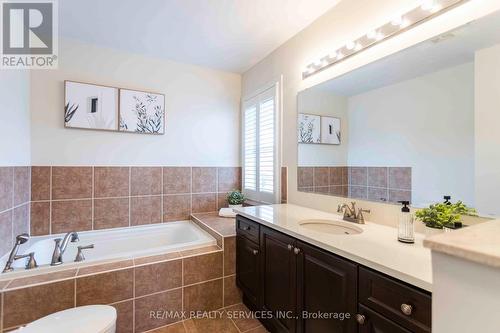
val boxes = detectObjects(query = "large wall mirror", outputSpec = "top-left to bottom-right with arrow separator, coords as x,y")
297,10 -> 500,218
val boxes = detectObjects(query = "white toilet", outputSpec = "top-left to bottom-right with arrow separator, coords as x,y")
14,305 -> 117,333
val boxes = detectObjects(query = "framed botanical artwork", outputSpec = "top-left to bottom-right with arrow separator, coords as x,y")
119,89 -> 165,134
298,113 -> 320,143
321,116 -> 341,144
64,81 -> 119,131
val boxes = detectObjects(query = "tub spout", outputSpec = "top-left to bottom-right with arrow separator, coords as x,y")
51,232 -> 79,266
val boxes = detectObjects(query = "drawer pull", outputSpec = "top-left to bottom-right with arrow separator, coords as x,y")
355,314 -> 366,325
241,225 -> 250,231
252,249 -> 259,256
293,247 -> 301,255
400,303 -> 413,316
287,244 -> 293,251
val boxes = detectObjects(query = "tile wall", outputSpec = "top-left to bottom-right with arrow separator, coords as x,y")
297,166 -> 412,203
30,166 -> 241,236
0,167 -> 30,258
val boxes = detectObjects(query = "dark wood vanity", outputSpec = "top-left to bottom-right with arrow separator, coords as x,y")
236,214 -> 432,333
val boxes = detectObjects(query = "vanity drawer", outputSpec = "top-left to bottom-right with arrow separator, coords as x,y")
236,215 -> 260,244
359,267 -> 431,333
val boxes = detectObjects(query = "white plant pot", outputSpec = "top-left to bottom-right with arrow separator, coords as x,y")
229,204 -> 243,209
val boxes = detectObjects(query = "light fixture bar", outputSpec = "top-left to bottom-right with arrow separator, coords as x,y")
302,0 -> 468,79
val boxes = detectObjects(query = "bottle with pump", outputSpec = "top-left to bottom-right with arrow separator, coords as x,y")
398,201 -> 414,244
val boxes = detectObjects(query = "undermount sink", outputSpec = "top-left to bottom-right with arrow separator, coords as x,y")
299,219 -> 363,235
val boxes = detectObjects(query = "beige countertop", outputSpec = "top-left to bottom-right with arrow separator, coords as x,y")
235,204 -> 433,292
424,219 -> 500,268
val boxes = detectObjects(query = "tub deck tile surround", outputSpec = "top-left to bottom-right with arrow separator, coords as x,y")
5,269 -> 77,290
112,300 -> 134,333
191,212 -> 236,237
2,279 -> 75,329
77,259 -> 135,276
29,165 -> 241,236
0,240 -> 240,333
190,213 -> 237,278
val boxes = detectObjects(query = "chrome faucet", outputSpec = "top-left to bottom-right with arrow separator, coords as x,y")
51,231 -> 79,266
3,234 -> 37,273
337,202 -> 371,224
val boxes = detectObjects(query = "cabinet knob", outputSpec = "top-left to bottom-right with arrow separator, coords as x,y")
287,244 -> 293,251
241,226 -> 250,231
355,314 -> 366,325
293,247 -> 301,255
252,249 -> 259,256
400,303 -> 413,316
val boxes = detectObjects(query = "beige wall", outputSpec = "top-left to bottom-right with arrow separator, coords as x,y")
30,38 -> 242,166
347,62 -> 474,208
0,71 -> 30,166
475,43 -> 500,218
242,0 -> 500,228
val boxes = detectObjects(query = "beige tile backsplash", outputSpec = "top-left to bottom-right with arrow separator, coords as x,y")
298,166 -> 412,204
29,166 -> 241,236
0,167 -> 31,258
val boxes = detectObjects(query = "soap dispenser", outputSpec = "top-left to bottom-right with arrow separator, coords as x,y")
398,201 -> 414,244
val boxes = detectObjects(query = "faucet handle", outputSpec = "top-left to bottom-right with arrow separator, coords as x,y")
75,244 -> 94,262
14,252 -> 38,270
356,208 -> 371,223
51,238 -> 63,266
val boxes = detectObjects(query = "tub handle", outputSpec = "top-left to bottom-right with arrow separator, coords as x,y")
75,244 -> 94,262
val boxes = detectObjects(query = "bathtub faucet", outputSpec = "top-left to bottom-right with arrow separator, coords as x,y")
51,232 -> 79,266
2,233 -> 37,273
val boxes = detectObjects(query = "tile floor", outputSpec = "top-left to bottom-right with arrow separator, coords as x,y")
148,303 -> 269,333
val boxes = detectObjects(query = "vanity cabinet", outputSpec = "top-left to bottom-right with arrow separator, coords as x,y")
235,215 -> 432,333
357,305 -> 412,333
358,267 -> 431,333
296,240 -> 357,333
236,234 -> 261,306
260,226 -> 298,332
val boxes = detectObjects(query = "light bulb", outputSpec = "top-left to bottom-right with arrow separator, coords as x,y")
336,51 -> 344,60
346,41 -> 355,50
354,43 -> 362,51
421,0 -> 434,11
376,32 -> 385,41
305,66 -> 314,74
367,30 -> 377,40
391,16 -> 403,26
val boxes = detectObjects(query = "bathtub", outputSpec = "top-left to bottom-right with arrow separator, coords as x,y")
0,221 -> 216,277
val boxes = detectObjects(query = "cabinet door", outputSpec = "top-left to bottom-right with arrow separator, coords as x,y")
261,226 -> 298,333
358,304 -> 412,333
236,235 -> 261,307
296,240 -> 358,333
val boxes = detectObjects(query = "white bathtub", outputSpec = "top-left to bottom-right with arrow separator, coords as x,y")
0,221 -> 216,276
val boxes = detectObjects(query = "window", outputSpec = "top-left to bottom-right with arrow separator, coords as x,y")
242,85 -> 280,203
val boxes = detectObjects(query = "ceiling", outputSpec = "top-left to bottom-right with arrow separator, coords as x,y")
315,9 -> 500,96
59,0 -> 340,73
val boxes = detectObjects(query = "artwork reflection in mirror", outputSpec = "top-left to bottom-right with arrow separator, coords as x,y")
297,10 -> 500,218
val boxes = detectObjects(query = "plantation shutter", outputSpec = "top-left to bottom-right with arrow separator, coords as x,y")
242,85 -> 279,203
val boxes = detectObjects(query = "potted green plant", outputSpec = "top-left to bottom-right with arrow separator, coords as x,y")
227,190 -> 245,208
415,200 -> 477,229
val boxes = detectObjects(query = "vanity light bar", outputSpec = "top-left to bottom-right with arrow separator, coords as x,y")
302,0 -> 467,79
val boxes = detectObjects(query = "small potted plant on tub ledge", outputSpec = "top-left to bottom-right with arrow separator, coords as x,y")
219,190 -> 245,218
415,196 -> 477,234
227,190 -> 245,209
